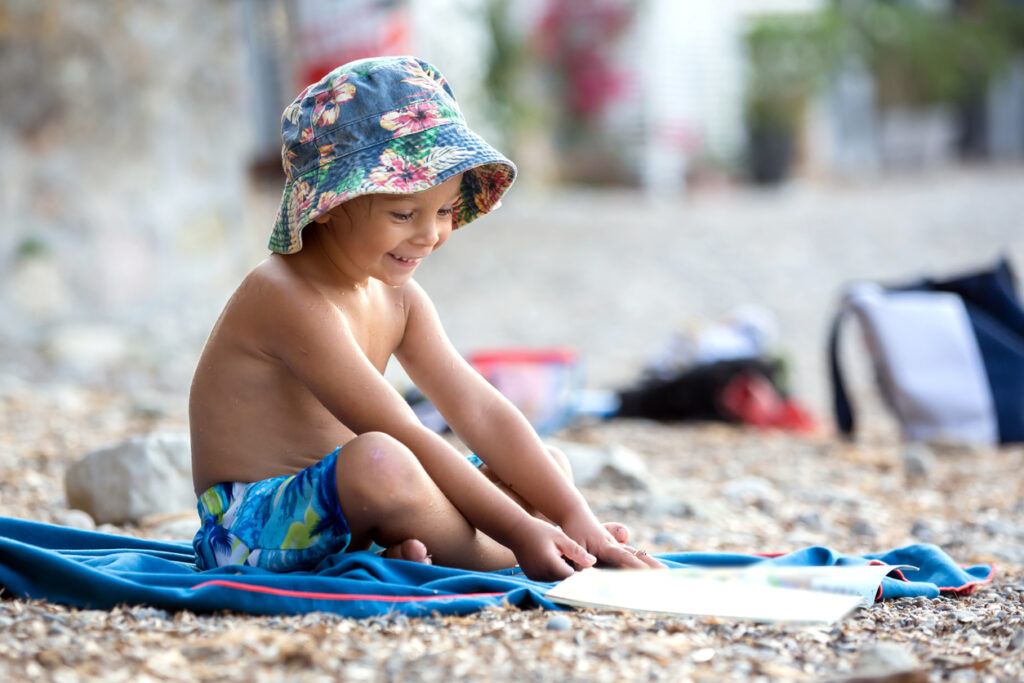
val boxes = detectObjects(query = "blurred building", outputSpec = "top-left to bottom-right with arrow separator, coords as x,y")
1,0 -> 1022,388
0,1 -> 253,388
249,0 -> 838,193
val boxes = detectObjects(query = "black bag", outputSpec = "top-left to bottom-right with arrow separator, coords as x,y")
615,358 -> 788,422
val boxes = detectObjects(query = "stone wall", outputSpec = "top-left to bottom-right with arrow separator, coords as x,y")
0,0 -> 255,390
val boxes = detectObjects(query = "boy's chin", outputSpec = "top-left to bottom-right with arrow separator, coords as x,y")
374,272 -> 415,287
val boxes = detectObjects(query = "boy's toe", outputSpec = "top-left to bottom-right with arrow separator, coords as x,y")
384,539 -> 431,564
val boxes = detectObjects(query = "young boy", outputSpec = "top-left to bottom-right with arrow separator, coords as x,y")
189,56 -> 661,582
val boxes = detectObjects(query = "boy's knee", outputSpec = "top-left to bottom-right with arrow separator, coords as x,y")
337,432 -> 426,507
547,445 -> 574,483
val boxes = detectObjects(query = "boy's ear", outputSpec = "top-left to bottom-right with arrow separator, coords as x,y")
312,213 -> 331,225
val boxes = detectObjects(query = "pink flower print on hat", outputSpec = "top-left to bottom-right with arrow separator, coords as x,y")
398,60 -> 450,97
380,101 -> 449,138
312,76 -> 356,129
313,189 -> 342,216
368,149 -> 436,192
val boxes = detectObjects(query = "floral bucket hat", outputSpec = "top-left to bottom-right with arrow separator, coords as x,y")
269,56 -> 517,254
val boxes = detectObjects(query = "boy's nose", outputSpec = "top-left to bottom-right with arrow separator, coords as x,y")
412,220 -> 441,246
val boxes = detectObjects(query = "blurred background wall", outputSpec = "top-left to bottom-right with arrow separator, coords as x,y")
1,0 -> 1023,411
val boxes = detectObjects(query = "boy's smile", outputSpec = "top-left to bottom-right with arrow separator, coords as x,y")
309,174 -> 463,287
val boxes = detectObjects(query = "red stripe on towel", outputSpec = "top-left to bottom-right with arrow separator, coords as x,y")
191,579 -> 506,603
938,564 -> 997,595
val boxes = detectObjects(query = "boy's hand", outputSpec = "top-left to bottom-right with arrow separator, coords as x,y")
507,516 -> 664,582
560,514 -> 665,571
507,518 -> 600,582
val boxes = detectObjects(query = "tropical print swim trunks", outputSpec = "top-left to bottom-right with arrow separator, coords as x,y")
193,447 -> 351,572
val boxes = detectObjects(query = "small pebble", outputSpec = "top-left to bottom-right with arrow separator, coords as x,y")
910,520 -> 936,542
54,508 -> 96,531
903,443 -> 936,478
546,614 -> 572,631
653,531 -> 683,546
850,520 -> 877,537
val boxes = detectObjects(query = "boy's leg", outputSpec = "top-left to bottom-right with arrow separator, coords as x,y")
334,432 -> 517,572
479,445 -> 630,544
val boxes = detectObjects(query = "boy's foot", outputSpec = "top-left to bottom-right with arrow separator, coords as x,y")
383,538 -> 432,564
604,523 -> 629,544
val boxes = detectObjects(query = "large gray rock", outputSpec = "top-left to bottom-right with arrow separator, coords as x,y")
552,441 -> 650,490
65,432 -> 195,524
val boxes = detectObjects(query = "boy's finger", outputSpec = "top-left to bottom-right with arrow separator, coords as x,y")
626,547 -> 665,569
559,539 -> 597,569
605,544 -> 651,569
639,552 -> 666,569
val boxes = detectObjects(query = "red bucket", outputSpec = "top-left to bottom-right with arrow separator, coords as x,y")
468,348 -> 583,435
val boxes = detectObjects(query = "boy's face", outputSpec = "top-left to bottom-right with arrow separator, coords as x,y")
314,174 -> 463,287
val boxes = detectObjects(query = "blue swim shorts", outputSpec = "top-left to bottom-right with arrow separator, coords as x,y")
192,447 -> 351,572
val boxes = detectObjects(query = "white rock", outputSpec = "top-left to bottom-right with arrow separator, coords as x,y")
903,442 -> 937,478
53,508 -> 96,531
65,432 -> 195,524
152,516 -> 200,541
721,477 -> 780,506
553,441 -> 650,490
853,642 -> 919,677
4,256 -> 71,318
44,323 -> 130,375
642,493 -> 693,520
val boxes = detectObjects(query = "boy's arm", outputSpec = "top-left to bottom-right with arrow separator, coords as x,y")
264,279 -> 596,580
395,282 -> 658,571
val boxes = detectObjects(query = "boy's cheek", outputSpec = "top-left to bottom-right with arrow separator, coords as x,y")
432,233 -> 451,251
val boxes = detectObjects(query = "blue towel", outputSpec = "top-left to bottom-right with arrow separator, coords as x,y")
0,517 -> 993,618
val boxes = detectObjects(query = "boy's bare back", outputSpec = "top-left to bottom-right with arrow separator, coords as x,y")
189,249 -> 409,494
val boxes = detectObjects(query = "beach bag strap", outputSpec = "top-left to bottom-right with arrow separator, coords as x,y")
828,304 -> 856,437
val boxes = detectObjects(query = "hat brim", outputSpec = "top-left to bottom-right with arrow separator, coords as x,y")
269,122 -> 516,255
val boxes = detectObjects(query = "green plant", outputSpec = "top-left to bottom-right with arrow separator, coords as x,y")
15,236 -> 48,260
743,13 -> 837,135
483,0 -> 528,150
847,2 -> 1012,108
744,2 -> 1024,127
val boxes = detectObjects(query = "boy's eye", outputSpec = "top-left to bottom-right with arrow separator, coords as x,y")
390,211 -> 413,221
437,207 -> 454,218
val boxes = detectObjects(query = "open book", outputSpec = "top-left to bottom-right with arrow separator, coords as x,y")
545,564 -> 911,624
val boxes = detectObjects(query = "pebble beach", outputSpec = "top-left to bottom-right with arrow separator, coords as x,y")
2,168 -> 1024,681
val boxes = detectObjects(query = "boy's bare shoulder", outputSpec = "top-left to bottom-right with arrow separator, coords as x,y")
209,256 -> 340,355
237,255 -> 319,304
241,254 -> 414,311
228,255 -> 346,328
229,256 -> 418,361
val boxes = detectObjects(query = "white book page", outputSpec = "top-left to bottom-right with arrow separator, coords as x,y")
545,565 -> 911,624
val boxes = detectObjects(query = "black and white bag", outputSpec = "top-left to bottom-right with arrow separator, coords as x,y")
829,257 -> 1024,445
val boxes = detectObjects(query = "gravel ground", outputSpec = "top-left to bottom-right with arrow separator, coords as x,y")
1,385 -> 1022,682
2,168 -> 1024,681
